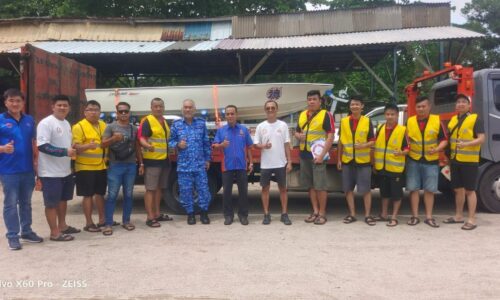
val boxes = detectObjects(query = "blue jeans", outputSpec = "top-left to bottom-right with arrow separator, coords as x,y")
405,159 -> 439,192
105,162 -> 136,225
0,172 -> 35,239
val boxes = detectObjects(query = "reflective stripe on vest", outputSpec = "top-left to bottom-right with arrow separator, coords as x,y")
74,119 -> 106,166
374,124 -> 406,173
340,115 -> 371,164
298,109 -> 327,152
448,114 -> 480,163
407,114 -> 440,161
142,114 -> 169,160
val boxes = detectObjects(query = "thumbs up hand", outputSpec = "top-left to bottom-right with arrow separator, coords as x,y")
221,137 -> 230,148
178,139 -> 187,149
4,140 -> 14,154
88,139 -> 98,150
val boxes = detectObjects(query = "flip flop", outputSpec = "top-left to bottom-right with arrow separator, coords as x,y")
50,233 -> 74,242
83,224 -> 101,232
343,215 -> 357,224
102,226 -> 113,236
156,214 -> 173,221
407,217 -> 420,226
304,213 -> 318,223
122,223 -> 136,231
387,219 -> 399,227
365,216 -> 376,226
146,219 -> 161,228
461,222 -> 477,230
443,217 -> 465,224
424,218 -> 440,228
61,226 -> 81,234
313,215 -> 327,225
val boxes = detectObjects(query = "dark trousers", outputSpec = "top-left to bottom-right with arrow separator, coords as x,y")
222,169 -> 248,217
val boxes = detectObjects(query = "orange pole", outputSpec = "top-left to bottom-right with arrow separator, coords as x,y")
212,85 -> 221,128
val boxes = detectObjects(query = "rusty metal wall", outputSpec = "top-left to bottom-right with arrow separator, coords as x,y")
23,45 -> 96,123
232,3 -> 450,38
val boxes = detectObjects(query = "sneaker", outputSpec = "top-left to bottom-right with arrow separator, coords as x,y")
224,216 -> 233,225
280,213 -> 292,225
8,238 -> 22,250
200,211 -> 210,224
187,214 -> 196,225
239,216 -> 249,226
262,214 -> 271,225
21,232 -> 43,243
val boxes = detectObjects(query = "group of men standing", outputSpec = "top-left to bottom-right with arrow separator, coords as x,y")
0,87 -> 484,250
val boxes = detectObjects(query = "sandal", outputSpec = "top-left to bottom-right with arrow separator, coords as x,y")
461,222 -> 477,230
343,215 -> 357,224
365,216 -> 376,226
61,226 -> 81,234
443,217 -> 465,224
304,213 -> 318,223
387,219 -> 399,227
373,215 -> 388,222
122,223 -> 136,231
313,215 -> 327,225
102,226 -> 113,236
97,221 -> 120,228
83,224 -> 101,232
146,219 -> 161,228
156,214 -> 173,222
407,217 -> 420,226
424,218 -> 440,228
50,233 -> 74,242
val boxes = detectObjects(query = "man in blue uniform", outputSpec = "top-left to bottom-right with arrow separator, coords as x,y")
169,99 -> 211,225
213,105 -> 254,225
0,89 -> 43,250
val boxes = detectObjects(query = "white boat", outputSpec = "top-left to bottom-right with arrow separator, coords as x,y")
85,83 -> 333,121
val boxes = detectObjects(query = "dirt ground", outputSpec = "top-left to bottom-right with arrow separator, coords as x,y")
1,184 -> 499,300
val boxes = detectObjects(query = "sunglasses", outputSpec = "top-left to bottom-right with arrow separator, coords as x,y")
265,106 -> 276,111
117,110 -> 130,114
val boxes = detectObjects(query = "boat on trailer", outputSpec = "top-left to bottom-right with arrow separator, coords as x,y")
85,83 -> 333,121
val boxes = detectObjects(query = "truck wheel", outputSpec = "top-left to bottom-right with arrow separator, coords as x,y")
163,170 -> 219,215
478,164 -> 500,213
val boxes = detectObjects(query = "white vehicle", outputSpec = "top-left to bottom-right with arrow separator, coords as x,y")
365,104 -> 407,127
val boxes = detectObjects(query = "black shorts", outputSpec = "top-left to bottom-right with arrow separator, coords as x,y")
450,163 -> 478,191
40,175 -> 75,208
378,174 -> 403,201
75,170 -> 107,197
260,167 -> 287,188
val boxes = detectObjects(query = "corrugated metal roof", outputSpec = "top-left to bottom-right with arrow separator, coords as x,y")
31,41 -> 176,53
216,26 -> 484,50
183,23 -> 212,40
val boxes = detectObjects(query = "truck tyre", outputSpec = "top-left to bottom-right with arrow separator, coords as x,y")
478,164 -> 500,213
163,169 -> 220,215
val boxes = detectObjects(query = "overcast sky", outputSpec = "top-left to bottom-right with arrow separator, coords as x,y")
306,0 -> 471,24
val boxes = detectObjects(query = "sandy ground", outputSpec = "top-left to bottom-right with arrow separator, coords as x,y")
0,184 -> 499,300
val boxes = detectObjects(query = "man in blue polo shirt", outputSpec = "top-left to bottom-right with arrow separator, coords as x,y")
0,89 -> 43,250
213,105 -> 254,225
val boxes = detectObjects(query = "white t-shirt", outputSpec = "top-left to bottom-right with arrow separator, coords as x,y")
37,115 -> 72,177
254,120 -> 290,169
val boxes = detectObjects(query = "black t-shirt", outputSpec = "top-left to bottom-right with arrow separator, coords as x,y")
141,119 -> 170,167
450,113 -> 484,166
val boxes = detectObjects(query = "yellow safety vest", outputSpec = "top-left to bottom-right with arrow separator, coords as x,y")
142,114 -> 169,160
298,109 -> 327,152
340,115 -> 371,164
407,114 -> 440,161
448,113 -> 480,163
74,119 -> 106,167
374,124 -> 406,173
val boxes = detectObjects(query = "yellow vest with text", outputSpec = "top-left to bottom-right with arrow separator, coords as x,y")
448,113 -> 480,163
407,114 -> 440,161
74,119 -> 106,170
340,115 -> 371,164
374,124 -> 406,173
298,109 -> 327,152
143,114 -> 169,160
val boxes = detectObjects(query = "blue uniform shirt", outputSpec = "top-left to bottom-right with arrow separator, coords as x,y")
214,123 -> 253,171
0,112 -> 35,174
168,117 -> 211,172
